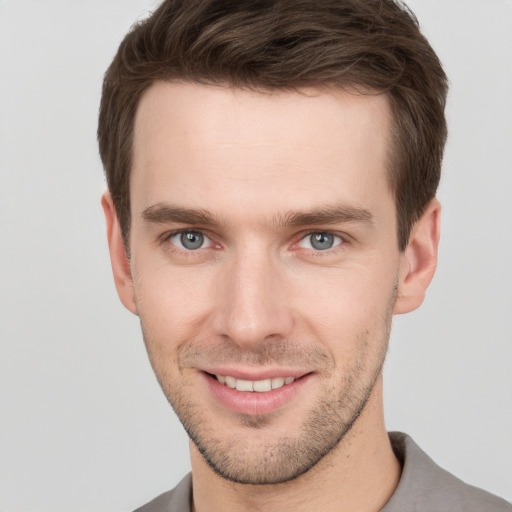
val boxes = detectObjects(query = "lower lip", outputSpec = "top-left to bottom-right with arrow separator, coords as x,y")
203,372 -> 312,416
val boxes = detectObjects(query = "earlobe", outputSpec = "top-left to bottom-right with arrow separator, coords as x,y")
394,199 -> 441,315
101,191 -> 138,315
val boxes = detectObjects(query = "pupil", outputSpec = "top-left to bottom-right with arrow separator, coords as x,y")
311,232 -> 333,250
181,231 -> 204,250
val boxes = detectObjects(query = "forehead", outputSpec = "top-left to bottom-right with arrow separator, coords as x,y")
131,81 -> 393,225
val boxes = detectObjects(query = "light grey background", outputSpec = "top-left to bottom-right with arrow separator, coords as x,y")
0,1 -> 511,510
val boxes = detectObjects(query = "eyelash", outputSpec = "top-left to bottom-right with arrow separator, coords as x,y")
160,229 -> 217,253
160,229 -> 347,255
296,231 -> 344,252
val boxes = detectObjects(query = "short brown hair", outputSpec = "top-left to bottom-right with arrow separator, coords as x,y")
98,0 -> 448,251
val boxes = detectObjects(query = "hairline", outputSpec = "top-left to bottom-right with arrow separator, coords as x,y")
121,78 -> 402,253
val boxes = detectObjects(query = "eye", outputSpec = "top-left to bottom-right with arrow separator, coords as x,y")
168,230 -> 210,250
298,232 -> 343,251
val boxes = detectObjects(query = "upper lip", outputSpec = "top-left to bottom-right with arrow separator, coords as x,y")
200,367 -> 311,381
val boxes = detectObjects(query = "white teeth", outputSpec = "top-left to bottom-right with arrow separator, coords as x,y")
253,379 -> 272,392
235,379 -> 253,392
215,374 -> 296,392
271,377 -> 285,389
225,376 -> 236,389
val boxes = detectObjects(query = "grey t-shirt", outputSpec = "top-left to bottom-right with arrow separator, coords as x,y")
134,432 -> 512,512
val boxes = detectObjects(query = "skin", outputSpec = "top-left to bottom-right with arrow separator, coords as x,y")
103,81 -> 440,512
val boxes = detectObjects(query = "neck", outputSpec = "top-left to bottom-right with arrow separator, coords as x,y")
190,377 -> 401,512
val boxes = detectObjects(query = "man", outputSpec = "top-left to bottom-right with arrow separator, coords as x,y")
98,0 -> 511,511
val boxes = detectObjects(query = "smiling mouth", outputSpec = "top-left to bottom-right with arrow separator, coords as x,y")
203,371 -> 313,415
212,374 -> 299,392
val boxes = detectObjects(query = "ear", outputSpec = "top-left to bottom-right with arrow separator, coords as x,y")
101,191 -> 138,315
394,199 -> 441,315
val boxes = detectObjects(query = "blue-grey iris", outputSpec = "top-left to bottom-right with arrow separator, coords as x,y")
310,232 -> 335,250
181,231 -> 204,250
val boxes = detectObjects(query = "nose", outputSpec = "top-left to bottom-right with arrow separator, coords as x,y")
212,246 -> 294,347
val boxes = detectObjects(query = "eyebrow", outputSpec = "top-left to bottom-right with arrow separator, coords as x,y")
141,203 -> 374,229
279,205 -> 373,227
142,203 -> 223,226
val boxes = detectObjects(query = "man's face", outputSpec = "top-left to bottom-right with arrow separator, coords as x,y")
125,82 -> 404,484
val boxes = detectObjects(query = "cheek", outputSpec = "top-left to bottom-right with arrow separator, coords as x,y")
131,245 -> 399,361
132,261 -> 218,350
292,265 -> 397,350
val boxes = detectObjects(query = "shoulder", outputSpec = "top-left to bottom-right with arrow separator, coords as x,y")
133,474 -> 192,512
382,432 -> 512,512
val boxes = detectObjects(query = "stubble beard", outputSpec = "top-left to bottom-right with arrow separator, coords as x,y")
141,290 -> 395,485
